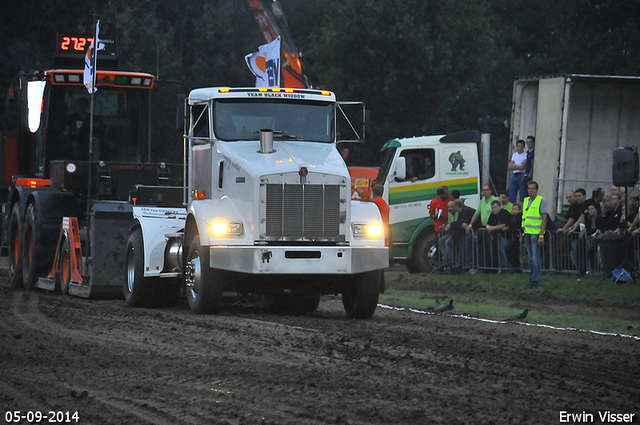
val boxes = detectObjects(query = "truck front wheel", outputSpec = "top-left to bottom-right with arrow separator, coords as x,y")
341,270 -> 381,319
8,203 -> 22,288
411,232 -> 439,273
185,235 -> 223,314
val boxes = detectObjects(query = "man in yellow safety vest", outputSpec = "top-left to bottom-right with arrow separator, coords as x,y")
520,181 -> 548,289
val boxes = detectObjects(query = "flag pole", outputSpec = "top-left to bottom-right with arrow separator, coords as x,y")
86,19 -> 99,269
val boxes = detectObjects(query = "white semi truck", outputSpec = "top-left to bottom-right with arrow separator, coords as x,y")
126,87 -> 388,318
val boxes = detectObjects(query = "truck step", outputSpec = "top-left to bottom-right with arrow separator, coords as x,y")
37,277 -> 57,291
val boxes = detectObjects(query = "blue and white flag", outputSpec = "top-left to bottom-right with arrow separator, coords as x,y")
83,21 -> 105,94
245,37 -> 281,88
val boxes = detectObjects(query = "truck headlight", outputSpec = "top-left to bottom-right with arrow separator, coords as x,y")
210,221 -> 243,236
353,223 -> 383,237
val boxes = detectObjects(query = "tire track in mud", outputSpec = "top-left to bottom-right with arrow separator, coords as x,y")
2,285 -> 639,424
1,370 -> 204,425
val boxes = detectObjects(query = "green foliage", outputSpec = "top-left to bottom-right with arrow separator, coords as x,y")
2,0 -> 640,175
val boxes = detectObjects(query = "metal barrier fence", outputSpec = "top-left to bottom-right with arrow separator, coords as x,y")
435,228 -> 640,275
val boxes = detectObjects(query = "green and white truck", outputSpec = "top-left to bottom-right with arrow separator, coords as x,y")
351,130 -> 481,273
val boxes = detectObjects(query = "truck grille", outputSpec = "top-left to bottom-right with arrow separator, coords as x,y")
265,184 -> 342,240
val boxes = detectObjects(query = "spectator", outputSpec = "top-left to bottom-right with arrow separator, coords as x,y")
446,199 -> 476,271
602,194 -> 623,233
468,184 -> 499,230
450,189 -> 461,201
583,204 -> 604,236
520,181 -> 548,289
429,187 -> 449,232
583,187 -> 604,214
524,136 -> 535,183
611,185 -> 619,196
621,197 -> 639,232
486,200 -> 512,271
505,203 -> 523,272
558,188 -> 586,233
371,184 -> 389,231
582,204 -> 605,271
554,190 -> 575,227
577,187 -> 605,234
352,183 -> 389,241
447,199 -> 459,224
508,140 -> 527,202
499,190 -> 513,213
442,185 -> 450,199
560,188 -> 587,273
438,200 -> 456,265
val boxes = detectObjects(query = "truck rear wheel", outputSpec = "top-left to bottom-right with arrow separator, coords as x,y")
185,235 -> 223,314
124,228 -> 158,307
411,232 -> 439,273
342,270 -> 380,319
22,203 -> 46,289
8,203 -> 22,288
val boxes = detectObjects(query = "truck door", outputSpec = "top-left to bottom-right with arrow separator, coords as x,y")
387,147 -> 437,243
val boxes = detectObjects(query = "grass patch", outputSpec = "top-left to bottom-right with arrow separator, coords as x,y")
380,290 -> 639,335
418,272 -> 640,302
381,271 -> 640,336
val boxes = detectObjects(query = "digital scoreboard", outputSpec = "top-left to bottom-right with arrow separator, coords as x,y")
56,34 -> 117,56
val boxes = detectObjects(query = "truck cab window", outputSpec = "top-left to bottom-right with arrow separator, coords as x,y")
44,85 -> 148,166
214,99 -> 334,142
401,149 -> 435,181
191,104 -> 210,144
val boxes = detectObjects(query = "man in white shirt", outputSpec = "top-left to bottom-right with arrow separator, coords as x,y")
508,139 -> 527,203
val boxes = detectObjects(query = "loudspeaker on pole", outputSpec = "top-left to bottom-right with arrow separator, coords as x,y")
612,147 -> 639,188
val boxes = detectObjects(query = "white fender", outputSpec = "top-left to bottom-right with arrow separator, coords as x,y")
133,206 -> 187,277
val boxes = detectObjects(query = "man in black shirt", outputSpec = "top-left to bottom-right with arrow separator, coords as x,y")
486,200 -> 512,270
504,203 -> 523,271
446,199 -> 476,270
558,188 -> 586,234
557,188 -> 588,273
579,187 -> 604,225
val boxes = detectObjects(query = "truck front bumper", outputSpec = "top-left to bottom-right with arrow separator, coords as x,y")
209,245 -> 388,274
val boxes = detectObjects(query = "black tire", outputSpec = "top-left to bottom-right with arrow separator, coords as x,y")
59,237 -> 71,295
185,235 -> 223,314
8,202 -> 23,288
22,203 -> 47,289
123,228 -> 158,307
411,232 -> 439,273
342,270 -> 381,319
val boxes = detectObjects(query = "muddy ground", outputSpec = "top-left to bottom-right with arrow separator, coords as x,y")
1,269 -> 639,425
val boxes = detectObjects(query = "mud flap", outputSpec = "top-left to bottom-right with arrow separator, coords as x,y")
68,202 -> 135,299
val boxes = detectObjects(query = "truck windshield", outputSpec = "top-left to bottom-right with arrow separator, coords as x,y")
214,99 -> 334,143
40,84 -> 150,169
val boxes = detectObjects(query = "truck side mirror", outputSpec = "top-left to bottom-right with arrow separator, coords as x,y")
176,94 -> 186,132
395,156 -> 406,180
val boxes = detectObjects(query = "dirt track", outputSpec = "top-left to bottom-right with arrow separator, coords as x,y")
1,271 -> 639,425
